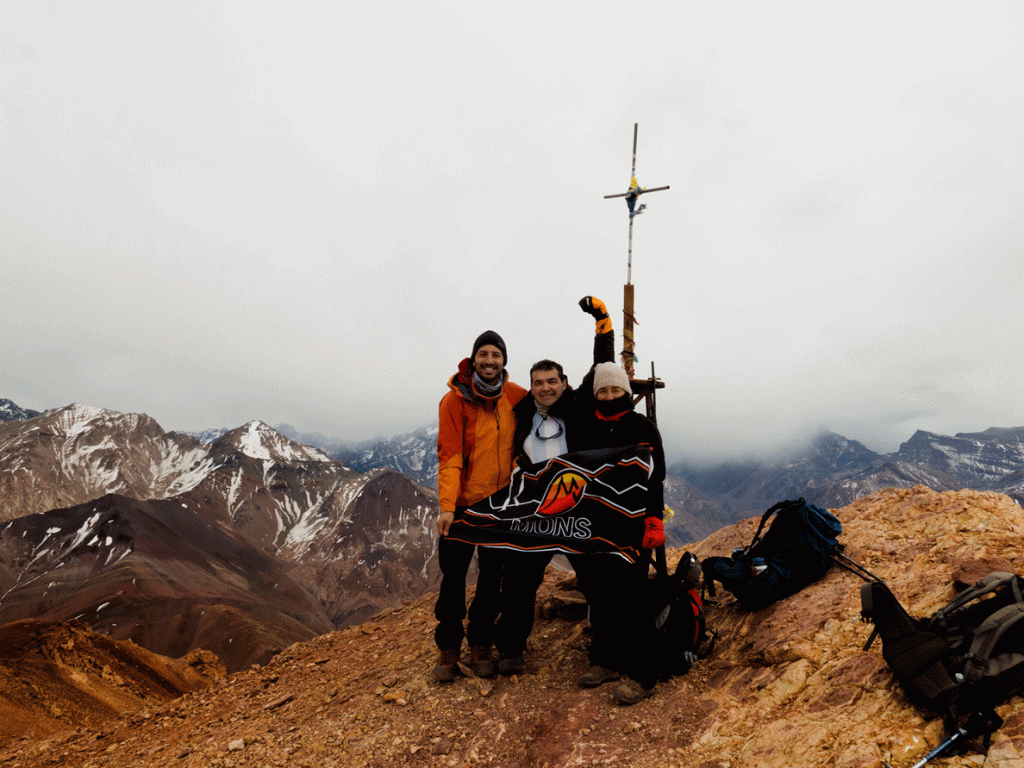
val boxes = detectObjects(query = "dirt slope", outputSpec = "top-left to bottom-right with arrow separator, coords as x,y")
1,485 -> 1023,768
0,619 -> 223,745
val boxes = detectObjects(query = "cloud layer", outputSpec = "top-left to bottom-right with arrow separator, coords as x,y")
2,2 -> 1022,460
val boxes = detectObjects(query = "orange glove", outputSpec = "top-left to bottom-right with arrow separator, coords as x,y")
642,517 -> 665,549
579,296 -> 608,319
579,296 -> 612,334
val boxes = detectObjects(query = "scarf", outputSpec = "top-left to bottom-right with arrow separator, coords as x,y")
472,370 -> 504,397
595,393 -> 632,420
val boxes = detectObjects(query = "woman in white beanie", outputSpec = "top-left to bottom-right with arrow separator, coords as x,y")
568,360 -> 666,705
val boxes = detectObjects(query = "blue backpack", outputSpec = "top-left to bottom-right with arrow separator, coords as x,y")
702,498 -> 842,610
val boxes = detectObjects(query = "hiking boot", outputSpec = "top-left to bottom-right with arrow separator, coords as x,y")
432,648 -> 461,683
578,665 -> 620,688
612,678 -> 654,705
498,654 -> 525,676
470,646 -> 496,678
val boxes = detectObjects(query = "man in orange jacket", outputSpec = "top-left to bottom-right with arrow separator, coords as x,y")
433,330 -> 527,682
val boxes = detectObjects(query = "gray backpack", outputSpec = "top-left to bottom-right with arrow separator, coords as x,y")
860,571 -> 1024,763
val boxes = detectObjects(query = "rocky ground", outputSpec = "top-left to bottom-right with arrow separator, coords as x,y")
0,620 -> 223,746
1,485 -> 1024,768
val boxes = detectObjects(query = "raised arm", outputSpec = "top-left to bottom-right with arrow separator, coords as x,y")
579,296 -> 615,365
578,297 -> 616,401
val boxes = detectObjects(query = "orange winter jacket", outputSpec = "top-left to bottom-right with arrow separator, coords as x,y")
437,359 -> 527,513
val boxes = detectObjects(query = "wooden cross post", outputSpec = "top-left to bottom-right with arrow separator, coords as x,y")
604,123 -> 671,577
603,123 -> 668,414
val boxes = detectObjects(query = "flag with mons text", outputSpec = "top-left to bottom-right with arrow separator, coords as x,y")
445,444 -> 652,563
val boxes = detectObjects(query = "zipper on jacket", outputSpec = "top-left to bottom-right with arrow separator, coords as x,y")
494,408 -> 501,487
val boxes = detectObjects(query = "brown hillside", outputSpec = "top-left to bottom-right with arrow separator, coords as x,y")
2,485 -> 1024,768
0,619 -> 223,746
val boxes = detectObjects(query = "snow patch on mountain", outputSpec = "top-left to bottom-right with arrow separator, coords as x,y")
51,405 -> 109,437
282,501 -> 333,558
183,427 -> 229,444
225,421 -> 333,464
161,452 -> 216,496
0,399 -> 42,422
283,474 -> 376,558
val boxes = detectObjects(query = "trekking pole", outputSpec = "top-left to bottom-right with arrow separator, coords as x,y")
832,549 -> 885,584
906,726 -> 970,768
656,545 -> 668,578
906,710 -> 1003,768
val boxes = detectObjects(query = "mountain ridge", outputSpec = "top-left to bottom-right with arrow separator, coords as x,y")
668,426 -> 1024,525
0,402 -> 441,672
5,397 -> 1024,539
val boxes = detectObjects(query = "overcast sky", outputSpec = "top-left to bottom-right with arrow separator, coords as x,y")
2,2 -> 1022,462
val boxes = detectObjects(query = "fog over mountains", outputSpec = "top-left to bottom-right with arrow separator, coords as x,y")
172,412 -> 1024,530
182,408 -> 1024,543
277,422 -> 440,489
1,396 -> 1022,675
670,426 -> 1024,525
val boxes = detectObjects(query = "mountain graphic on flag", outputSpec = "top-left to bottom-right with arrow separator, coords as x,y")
536,471 -> 587,516
446,445 -> 653,562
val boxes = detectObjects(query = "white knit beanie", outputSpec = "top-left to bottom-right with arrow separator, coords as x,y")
592,362 -> 632,396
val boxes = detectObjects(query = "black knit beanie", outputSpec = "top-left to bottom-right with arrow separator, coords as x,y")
472,330 -> 507,367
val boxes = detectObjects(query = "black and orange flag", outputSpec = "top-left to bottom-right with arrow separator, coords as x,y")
446,445 -> 652,563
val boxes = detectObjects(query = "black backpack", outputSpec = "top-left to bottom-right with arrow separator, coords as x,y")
701,498 -> 842,610
649,551 -> 715,679
858,571 -> 1024,762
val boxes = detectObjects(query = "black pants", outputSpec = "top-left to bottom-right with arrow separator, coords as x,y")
569,552 -> 658,689
434,537 -> 551,657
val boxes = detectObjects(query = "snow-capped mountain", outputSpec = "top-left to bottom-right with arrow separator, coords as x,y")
261,422 -> 439,488
279,467 -> 439,626
894,427 -> 1024,487
0,402 -> 441,670
0,398 -> 41,422
329,425 -> 439,488
5,393 -> 1024,670
0,404 -> 212,522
